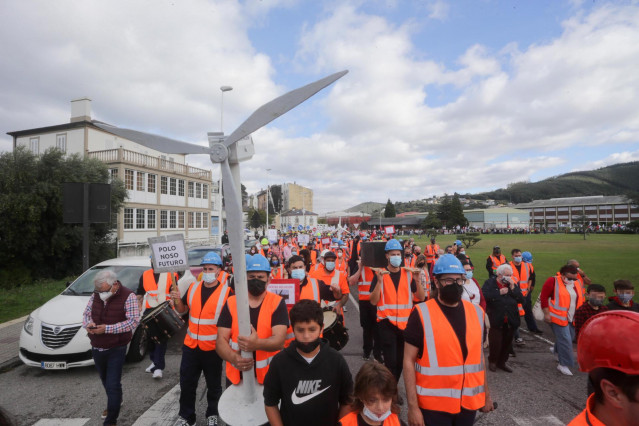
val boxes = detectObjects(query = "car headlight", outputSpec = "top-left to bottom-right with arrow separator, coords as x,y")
24,315 -> 34,335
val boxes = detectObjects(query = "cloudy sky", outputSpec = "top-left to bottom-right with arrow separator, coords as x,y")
2,0 -> 639,213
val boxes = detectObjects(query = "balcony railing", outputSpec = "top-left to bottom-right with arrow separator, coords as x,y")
88,148 -> 211,180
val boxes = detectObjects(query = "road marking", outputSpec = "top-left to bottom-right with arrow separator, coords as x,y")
32,420 -> 90,426
512,415 -> 564,425
520,328 -> 555,345
132,384 -> 180,426
348,293 -> 360,313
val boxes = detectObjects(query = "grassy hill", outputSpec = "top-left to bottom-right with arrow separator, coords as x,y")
345,201 -> 385,215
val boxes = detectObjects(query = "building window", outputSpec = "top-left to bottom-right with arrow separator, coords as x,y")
124,208 -> 134,229
125,169 -> 134,190
178,211 -> 185,229
147,209 -> 156,229
169,211 -> 177,229
178,179 -> 185,197
109,169 -> 118,182
196,212 -> 202,228
160,210 -> 168,229
188,211 -> 194,228
56,134 -> 67,152
188,182 -> 194,197
203,184 -> 208,199
29,137 -> 39,155
169,178 -> 177,196
161,176 -> 168,194
202,214 -> 208,228
136,171 -> 145,191
211,200 -> 216,211
148,174 -> 156,193
196,183 -> 202,198
136,209 -> 145,229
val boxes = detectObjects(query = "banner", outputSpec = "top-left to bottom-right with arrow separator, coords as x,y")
267,279 -> 300,311
384,225 -> 395,235
148,234 -> 188,272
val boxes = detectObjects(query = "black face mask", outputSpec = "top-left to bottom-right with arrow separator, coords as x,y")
296,338 -> 321,353
247,278 -> 267,296
417,262 -> 426,268
439,283 -> 462,304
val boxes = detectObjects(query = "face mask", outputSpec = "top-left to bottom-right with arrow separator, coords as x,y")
589,297 -> 604,307
501,277 -> 511,285
291,269 -> 306,281
459,251 -> 465,255
98,286 -> 113,302
465,270 -> 474,279
363,406 -> 392,423
514,256 -> 522,263
618,293 -> 633,304
325,261 -> 335,271
271,260 -> 279,266
247,278 -> 267,296
292,251 -> 298,255
296,338 -> 321,353
203,272 -> 218,283
439,282 -> 462,304
417,262 -> 426,268
563,277 -> 574,285
389,255 -> 402,268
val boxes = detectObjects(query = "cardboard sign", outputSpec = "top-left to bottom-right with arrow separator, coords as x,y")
297,234 -> 310,246
384,225 -> 395,235
267,229 -> 278,242
148,234 -> 188,272
321,237 -> 331,245
268,279 -> 300,311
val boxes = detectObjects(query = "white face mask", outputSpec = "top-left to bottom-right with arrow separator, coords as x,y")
363,406 -> 392,422
98,287 -> 113,302
202,272 -> 217,283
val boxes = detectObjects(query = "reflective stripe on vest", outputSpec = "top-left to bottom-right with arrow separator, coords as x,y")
142,270 -> 173,309
414,300 -> 485,413
490,255 -> 506,272
226,291 -> 282,385
510,261 -> 531,316
183,272 -> 231,351
548,274 -> 584,326
358,267 -> 373,300
377,269 -> 413,330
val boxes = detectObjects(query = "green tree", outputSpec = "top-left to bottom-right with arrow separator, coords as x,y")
421,211 -> 442,230
0,147 -> 126,281
249,208 -> 264,229
384,199 -> 396,217
269,184 -> 282,215
448,193 -> 468,228
436,194 -> 451,226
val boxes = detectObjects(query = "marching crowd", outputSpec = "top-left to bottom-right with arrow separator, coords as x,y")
82,231 -> 639,426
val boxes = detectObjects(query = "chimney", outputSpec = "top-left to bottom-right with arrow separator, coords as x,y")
70,97 -> 92,122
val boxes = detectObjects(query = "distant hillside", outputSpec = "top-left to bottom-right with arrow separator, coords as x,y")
345,201 -> 385,215
475,161 -> 639,204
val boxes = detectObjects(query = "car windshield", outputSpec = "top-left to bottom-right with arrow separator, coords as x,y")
62,265 -> 148,295
188,248 -> 221,267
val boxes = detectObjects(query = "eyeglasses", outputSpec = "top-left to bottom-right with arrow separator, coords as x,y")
439,278 -> 464,286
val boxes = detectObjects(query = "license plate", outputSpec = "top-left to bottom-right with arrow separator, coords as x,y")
41,361 -> 67,370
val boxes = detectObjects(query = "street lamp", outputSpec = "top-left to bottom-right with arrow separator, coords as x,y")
220,85 -> 233,133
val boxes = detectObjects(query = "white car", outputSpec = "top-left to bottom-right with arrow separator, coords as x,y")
19,256 -> 195,370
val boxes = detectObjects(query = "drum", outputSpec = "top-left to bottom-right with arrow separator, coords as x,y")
322,309 -> 349,351
141,301 -> 185,344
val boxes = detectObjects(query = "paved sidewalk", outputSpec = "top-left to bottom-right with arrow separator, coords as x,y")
0,316 -> 27,371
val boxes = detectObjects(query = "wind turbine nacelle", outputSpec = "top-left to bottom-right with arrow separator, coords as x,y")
228,135 -> 255,163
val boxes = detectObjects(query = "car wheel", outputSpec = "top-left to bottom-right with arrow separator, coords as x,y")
126,326 -> 148,362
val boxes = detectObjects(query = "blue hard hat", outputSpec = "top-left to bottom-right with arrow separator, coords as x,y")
201,251 -> 222,266
522,251 -> 533,263
246,254 -> 271,272
385,239 -> 402,252
433,254 -> 464,275
455,240 -> 463,246
332,238 -> 338,243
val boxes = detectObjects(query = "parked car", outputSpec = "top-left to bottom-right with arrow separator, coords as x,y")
187,244 -> 232,278
19,256 -> 190,370
244,239 -> 259,253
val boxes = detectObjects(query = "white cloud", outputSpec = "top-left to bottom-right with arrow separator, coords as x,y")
573,150 -> 639,172
426,0 -> 450,21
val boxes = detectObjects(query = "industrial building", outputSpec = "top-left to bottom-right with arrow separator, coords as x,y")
463,207 -> 529,229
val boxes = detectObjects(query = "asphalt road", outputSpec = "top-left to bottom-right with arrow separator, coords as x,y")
0,282 -> 587,425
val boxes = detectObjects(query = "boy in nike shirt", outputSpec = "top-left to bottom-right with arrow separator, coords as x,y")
263,299 -> 353,426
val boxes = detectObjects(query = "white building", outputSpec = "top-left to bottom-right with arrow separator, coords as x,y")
279,208 -> 318,231
8,98 -> 219,256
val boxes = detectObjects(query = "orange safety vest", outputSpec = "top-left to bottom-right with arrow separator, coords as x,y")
548,273 -> 585,327
310,250 -> 318,265
567,394 -> 605,426
489,255 -> 506,273
377,269 -> 413,330
142,270 -> 175,309
284,278 -> 322,346
425,244 -> 439,262
509,261 -> 532,316
225,291 -> 283,385
414,299 -> 486,413
339,411 -> 401,426
404,255 -> 414,268
335,256 -> 348,272
270,265 -> 286,280
358,266 -> 374,301
183,272 -> 231,351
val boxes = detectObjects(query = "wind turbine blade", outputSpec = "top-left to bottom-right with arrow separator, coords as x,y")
92,122 -> 209,154
224,70 -> 348,148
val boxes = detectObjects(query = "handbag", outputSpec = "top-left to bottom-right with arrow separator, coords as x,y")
532,294 -> 544,321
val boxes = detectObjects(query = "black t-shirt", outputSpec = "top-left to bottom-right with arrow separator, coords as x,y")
180,276 -> 235,307
369,269 -> 418,294
404,299 -> 468,360
217,295 -> 289,330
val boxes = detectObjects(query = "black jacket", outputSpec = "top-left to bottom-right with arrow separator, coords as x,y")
263,340 -> 353,426
482,276 -> 524,328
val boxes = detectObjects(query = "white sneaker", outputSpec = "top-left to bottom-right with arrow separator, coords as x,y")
174,418 -> 194,426
206,415 -> 219,426
152,369 -> 163,379
145,363 -> 155,373
557,365 -> 573,376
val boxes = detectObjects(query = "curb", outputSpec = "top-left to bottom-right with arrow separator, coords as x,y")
0,357 -> 21,373
0,315 -> 28,330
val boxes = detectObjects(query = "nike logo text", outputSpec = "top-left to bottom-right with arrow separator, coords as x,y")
291,380 -> 331,405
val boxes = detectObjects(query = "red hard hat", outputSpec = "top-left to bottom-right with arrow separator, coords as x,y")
577,310 -> 639,375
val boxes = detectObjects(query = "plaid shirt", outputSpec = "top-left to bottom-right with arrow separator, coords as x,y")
574,302 -> 608,337
82,292 -> 140,335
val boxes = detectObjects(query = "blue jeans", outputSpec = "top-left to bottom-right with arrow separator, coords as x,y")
179,345 -> 223,423
92,345 -> 127,425
149,340 -> 167,371
551,322 -> 575,367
